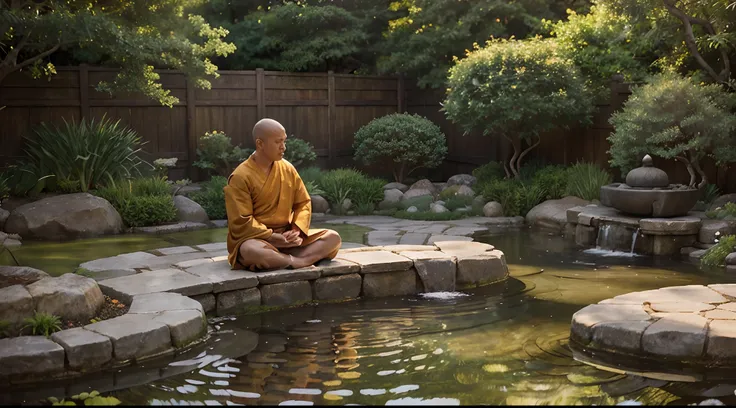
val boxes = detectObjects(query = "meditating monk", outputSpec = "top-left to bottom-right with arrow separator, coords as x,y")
225,118 -> 342,271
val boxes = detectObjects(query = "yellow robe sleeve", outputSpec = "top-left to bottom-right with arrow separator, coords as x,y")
291,172 -> 312,236
225,172 -> 273,268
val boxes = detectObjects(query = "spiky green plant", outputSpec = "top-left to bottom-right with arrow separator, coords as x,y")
701,235 -> 736,267
565,162 -> 613,201
23,312 -> 62,337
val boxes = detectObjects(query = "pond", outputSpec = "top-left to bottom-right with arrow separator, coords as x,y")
4,225 -> 736,405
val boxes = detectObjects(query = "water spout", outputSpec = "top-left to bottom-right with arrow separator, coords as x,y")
630,228 -> 640,255
596,224 -> 611,249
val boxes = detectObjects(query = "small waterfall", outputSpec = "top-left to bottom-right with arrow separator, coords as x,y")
630,228 -> 640,254
596,224 -> 612,248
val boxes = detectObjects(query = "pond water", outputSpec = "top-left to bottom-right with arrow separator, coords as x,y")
5,226 -> 736,405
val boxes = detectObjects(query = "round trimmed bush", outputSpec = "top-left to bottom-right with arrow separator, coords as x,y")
353,113 -> 448,183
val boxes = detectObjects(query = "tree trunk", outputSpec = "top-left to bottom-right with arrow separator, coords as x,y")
515,136 -> 541,177
505,135 -> 521,179
675,155 -> 697,188
692,158 -> 708,189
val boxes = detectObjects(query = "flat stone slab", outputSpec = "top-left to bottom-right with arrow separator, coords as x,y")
0,336 -> 65,377
195,242 -> 227,252
79,251 -> 159,272
314,258 -> 360,277
155,246 -> 198,256
639,216 -> 701,236
50,328 -> 112,370
254,267 -> 320,284
185,261 -> 258,292
427,235 -> 473,244
0,266 -> 49,289
85,314 -> 172,361
365,230 -> 400,246
398,232 -> 429,245
442,226 -> 486,236
313,274 -> 362,301
98,269 -> 212,303
336,250 -> 412,273
128,292 -> 203,314
150,310 -> 206,347
433,241 -> 495,256
573,284 -> 736,374
381,245 -> 439,253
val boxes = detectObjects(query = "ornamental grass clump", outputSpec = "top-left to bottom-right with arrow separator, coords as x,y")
23,116 -> 150,192
701,234 -> 736,268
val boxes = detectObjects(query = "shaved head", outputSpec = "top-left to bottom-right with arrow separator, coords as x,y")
252,118 -> 285,145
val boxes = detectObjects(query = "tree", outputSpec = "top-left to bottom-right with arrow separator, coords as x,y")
608,73 -> 736,188
605,0 -> 736,91
376,0 -> 591,89
443,37 -> 593,179
0,1 -> 236,107
353,113 -> 447,183
546,1 -> 658,100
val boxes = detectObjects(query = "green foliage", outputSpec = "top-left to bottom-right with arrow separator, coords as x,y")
444,195 -> 475,211
531,165 -> 569,200
472,161 -> 505,184
545,2 -> 655,100
0,1 -> 236,106
444,37 -> 594,178
608,73 -> 736,187
696,184 -> 722,210
23,312 -> 62,337
481,179 -> 545,217
439,185 -> 461,200
392,210 -> 465,221
22,116 -> 150,193
94,177 -> 176,228
298,166 -> 326,196
0,320 -> 10,338
49,390 -> 121,406
707,203 -> 736,221
378,0 -> 583,89
2,162 -> 51,197
0,173 -> 9,203
398,195 -> 434,212
701,235 -> 736,267
565,162 -> 612,201
194,131 -> 252,177
318,169 -> 383,214
190,176 -> 228,220
285,137 -> 317,168
353,113 -> 448,183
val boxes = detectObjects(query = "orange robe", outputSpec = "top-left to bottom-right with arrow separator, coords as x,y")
225,156 -> 327,270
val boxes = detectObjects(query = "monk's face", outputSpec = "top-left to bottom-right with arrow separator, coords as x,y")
257,127 -> 287,162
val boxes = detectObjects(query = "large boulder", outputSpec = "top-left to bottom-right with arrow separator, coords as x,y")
5,193 -> 123,240
526,196 -> 591,231
26,273 -> 104,321
456,185 -> 475,197
447,174 -> 477,187
483,201 -> 504,217
402,188 -> 434,201
379,189 -> 404,209
384,182 -> 408,193
173,196 -> 209,223
311,195 -> 330,213
408,179 -> 437,195
699,220 -> 736,244
0,266 -> 50,289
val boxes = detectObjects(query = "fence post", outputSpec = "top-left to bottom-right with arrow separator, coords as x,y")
79,64 -> 90,119
186,75 -> 198,180
328,70 -> 336,162
256,68 -> 265,119
397,74 -> 405,113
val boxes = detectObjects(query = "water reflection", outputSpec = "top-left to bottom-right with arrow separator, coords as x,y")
5,229 -> 736,405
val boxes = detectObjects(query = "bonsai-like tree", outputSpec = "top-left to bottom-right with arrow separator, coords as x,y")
353,113 -> 447,183
608,73 -> 736,189
443,37 -> 593,179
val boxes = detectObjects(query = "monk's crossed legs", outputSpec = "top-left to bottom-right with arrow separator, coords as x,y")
239,230 -> 342,270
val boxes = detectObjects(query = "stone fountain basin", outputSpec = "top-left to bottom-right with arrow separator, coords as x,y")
600,183 -> 701,218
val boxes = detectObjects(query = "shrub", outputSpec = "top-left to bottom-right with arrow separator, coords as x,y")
350,177 -> 386,208
398,195 -> 434,212
3,162 -> 50,197
353,113 -> 448,183
23,312 -> 62,337
565,162 -> 612,201
472,161 -> 505,184
23,116 -> 150,192
444,195 -> 474,211
695,184 -> 721,211
608,73 -> 736,188
94,177 -> 176,227
518,157 -> 551,181
194,131 -> 252,177
531,165 -> 568,200
481,179 -> 546,217
444,37 -> 593,179
701,235 -> 736,267
190,176 -> 228,220
318,169 -> 383,214
707,203 -> 736,221
285,137 -> 317,168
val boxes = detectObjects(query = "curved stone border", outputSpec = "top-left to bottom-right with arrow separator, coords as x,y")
570,284 -> 736,379
2,233 -> 509,384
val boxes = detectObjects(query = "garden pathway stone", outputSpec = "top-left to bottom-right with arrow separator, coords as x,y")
427,235 -> 473,244
156,246 -> 198,256
398,233 -> 429,245
254,267 -> 321,284
84,314 -> 172,361
314,258 -> 360,277
150,310 -> 206,347
185,261 -> 259,292
128,292 -> 203,314
79,251 -> 158,272
195,242 -> 227,252
98,269 -> 212,303
336,250 -> 413,273
50,328 -> 112,370
0,336 -> 65,377
366,230 -> 401,246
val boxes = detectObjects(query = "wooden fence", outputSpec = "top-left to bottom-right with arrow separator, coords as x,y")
1,66 -> 734,192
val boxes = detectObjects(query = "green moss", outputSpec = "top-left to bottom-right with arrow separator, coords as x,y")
701,235 -> 736,267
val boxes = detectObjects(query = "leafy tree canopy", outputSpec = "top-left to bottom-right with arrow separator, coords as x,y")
0,0 -> 236,106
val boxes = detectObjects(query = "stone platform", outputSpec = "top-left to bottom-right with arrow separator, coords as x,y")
570,284 -> 736,381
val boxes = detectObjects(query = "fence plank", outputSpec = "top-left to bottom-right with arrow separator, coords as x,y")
328,71 -> 336,161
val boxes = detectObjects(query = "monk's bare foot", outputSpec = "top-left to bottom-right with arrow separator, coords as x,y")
289,255 -> 316,269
